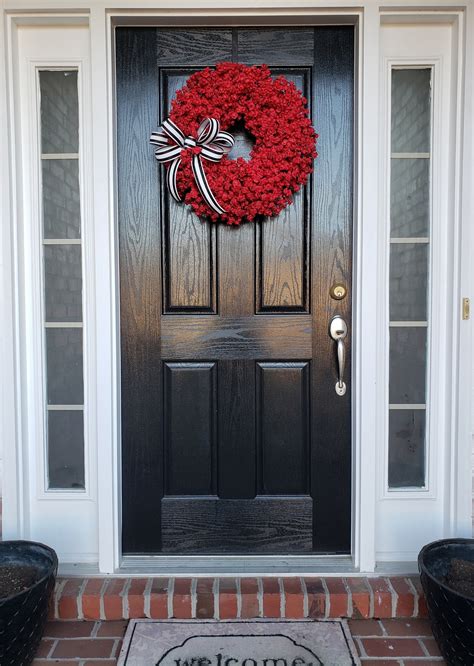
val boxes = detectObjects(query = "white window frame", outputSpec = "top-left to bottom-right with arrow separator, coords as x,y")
375,13 -> 472,562
383,59 -> 438,498
34,62 -> 90,497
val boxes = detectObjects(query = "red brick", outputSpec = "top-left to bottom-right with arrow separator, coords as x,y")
349,619 -> 384,636
304,578 -> 326,618
361,637 -> 425,658
51,638 -> 116,659
382,618 -> 432,637
83,662 -> 117,666
58,578 -> 84,619
325,577 -> 349,617
422,637 -> 443,657
34,639 -> 54,658
219,578 -> 238,619
82,578 -> 104,620
173,578 -> 193,619
127,578 -> 147,618
96,620 -> 128,637
409,576 -> 428,617
283,578 -> 304,618
48,575 -> 430,625
103,578 -> 127,621
347,577 -> 371,619
262,578 -> 281,618
368,578 -> 393,618
196,578 -> 215,619
240,578 -> 259,618
150,578 -> 169,619
45,620 -> 95,638
390,577 -> 415,617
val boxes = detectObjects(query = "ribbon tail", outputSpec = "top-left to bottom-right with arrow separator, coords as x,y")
192,155 -> 226,215
167,157 -> 182,202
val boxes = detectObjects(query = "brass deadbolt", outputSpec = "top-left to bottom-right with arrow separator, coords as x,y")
330,283 -> 347,300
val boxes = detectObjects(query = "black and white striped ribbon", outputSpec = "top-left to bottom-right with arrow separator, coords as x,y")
150,118 -> 234,215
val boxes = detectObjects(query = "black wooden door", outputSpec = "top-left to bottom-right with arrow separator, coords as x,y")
116,26 -> 354,556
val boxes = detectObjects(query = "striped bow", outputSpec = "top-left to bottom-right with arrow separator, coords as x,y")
150,118 -> 234,215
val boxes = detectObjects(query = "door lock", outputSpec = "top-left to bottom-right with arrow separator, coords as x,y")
330,283 -> 347,300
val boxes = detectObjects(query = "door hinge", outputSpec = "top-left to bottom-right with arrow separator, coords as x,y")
462,297 -> 470,320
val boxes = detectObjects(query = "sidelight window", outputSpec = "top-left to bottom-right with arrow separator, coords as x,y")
39,69 -> 85,490
388,68 -> 432,489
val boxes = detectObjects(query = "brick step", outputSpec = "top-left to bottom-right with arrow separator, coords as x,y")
54,576 -> 427,621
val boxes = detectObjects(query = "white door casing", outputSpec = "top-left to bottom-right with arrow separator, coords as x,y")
1,2 -> 472,574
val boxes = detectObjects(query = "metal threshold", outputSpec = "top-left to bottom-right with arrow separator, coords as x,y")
57,558 -> 419,577
118,555 -> 355,577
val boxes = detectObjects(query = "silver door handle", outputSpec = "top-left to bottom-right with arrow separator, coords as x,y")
329,316 -> 348,396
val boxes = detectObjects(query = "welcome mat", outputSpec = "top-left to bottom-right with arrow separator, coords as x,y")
118,620 -> 360,666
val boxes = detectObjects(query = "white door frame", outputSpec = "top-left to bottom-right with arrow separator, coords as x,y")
1,1 -> 472,575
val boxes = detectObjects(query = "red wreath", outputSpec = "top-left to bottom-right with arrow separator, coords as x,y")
152,62 -> 317,225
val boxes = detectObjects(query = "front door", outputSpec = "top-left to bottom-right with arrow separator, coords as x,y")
116,26 -> 354,556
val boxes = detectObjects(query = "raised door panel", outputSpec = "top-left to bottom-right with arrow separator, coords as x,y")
161,496 -> 313,554
256,70 -> 310,313
164,362 -> 217,495
257,362 -> 310,495
160,70 -> 217,313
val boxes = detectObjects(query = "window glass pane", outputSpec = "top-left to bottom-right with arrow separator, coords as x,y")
46,328 -> 84,405
391,69 -> 431,153
388,67 -> 431,490
48,411 -> 85,489
39,70 -> 79,154
39,68 -> 84,491
389,328 -> 427,404
42,159 -> 81,239
388,410 -> 426,488
389,243 -> 428,321
390,158 -> 429,238
44,244 -> 82,322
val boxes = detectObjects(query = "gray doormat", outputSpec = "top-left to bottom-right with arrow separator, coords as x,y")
118,619 -> 360,666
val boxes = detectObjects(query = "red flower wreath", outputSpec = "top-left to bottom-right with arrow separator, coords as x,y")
153,62 -> 317,225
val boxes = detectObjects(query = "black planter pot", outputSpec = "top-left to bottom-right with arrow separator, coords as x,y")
418,538 -> 474,666
0,541 -> 58,666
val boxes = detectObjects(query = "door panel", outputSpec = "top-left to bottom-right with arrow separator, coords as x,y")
164,362 -> 217,496
161,497 -> 313,554
117,26 -> 354,556
257,362 -> 310,494
257,190 -> 308,312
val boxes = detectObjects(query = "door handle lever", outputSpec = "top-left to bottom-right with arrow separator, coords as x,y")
329,316 -> 348,396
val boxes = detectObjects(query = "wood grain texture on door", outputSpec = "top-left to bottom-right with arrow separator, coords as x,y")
117,26 -> 354,555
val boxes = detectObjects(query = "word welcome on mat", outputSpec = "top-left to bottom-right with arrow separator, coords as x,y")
119,620 -> 360,666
